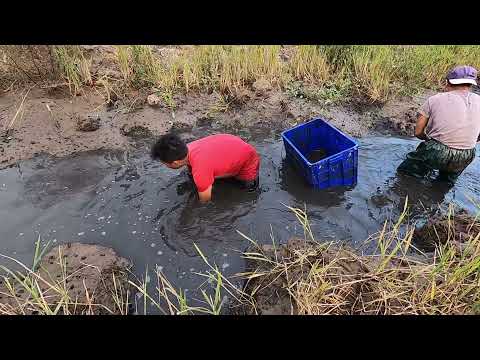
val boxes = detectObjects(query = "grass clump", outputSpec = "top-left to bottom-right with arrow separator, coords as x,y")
127,45 -> 162,87
0,239 -> 131,315
161,45 -> 287,94
128,243 -> 253,315
238,203 -> 480,315
52,46 -> 92,94
349,45 -> 398,103
396,45 -> 480,93
289,45 -> 330,85
0,237 -> 247,315
158,45 -> 480,104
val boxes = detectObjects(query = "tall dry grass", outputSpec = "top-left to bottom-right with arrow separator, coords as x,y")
238,203 -> 480,315
113,45 -> 480,103
51,46 -> 92,94
0,238 -> 131,315
3,45 -> 480,102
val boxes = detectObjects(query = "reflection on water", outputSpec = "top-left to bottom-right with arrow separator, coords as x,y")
279,157 -> 349,208
384,173 -> 454,216
0,132 -> 479,311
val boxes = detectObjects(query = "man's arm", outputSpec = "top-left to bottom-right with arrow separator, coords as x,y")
191,168 -> 213,203
198,185 -> 212,203
415,113 -> 429,140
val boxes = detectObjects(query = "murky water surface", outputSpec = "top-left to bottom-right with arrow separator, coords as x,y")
1,126 -> 479,311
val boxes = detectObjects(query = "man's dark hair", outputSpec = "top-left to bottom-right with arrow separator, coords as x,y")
151,133 -> 188,163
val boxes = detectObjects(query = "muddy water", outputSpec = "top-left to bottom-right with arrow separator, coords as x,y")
1,126 -> 479,312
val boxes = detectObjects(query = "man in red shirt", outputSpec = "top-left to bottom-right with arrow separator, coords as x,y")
151,133 -> 260,203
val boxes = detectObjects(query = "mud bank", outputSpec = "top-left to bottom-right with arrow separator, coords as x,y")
414,209 -> 480,251
0,243 -> 131,315
0,85 -> 430,169
1,209 -> 479,315
238,210 -> 480,315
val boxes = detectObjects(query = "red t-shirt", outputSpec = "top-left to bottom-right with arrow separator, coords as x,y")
187,134 -> 260,192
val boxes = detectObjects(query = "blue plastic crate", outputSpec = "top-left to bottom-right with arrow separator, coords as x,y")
282,117 -> 358,189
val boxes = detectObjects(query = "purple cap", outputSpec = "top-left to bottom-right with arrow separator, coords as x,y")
446,65 -> 477,86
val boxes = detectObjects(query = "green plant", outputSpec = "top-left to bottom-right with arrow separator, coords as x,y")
289,45 -> 330,85
115,45 -> 131,81
52,46 -> 92,95
160,90 -> 176,110
349,45 -> 398,103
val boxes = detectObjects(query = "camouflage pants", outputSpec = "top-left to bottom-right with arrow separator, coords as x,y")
397,139 -> 476,184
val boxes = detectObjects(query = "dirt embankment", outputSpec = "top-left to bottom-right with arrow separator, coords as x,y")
238,209 -> 480,315
413,209 -> 480,251
0,243 -> 131,315
0,82 -> 430,169
2,211 -> 477,315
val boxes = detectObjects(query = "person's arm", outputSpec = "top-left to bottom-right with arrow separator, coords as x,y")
198,185 -> 212,203
191,167 -> 213,203
415,113 -> 429,140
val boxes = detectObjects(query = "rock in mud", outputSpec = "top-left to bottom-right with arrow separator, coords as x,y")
147,94 -> 161,107
228,89 -> 252,107
196,116 -> 214,127
96,69 -> 123,81
76,114 -> 101,132
0,129 -> 14,143
385,106 -> 417,135
106,92 -> 118,109
171,121 -> 193,133
252,78 -> 272,94
120,123 -> 153,138
0,243 -> 132,315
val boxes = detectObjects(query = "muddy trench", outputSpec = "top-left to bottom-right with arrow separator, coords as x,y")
1,85 -> 480,313
1,120 -> 479,313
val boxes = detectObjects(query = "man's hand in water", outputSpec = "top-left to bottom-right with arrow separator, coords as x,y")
415,113 -> 429,140
198,185 -> 212,203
